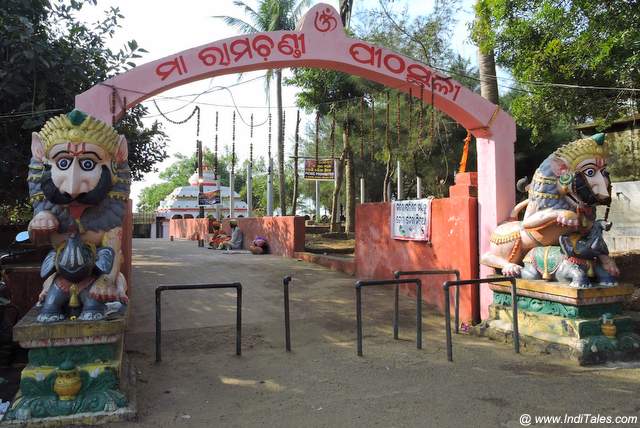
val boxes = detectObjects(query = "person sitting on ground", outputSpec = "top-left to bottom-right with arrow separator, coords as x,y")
208,222 -> 228,248
218,220 -> 243,250
249,236 -> 269,254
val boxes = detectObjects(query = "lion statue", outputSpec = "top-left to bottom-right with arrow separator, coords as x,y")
27,109 -> 130,322
480,133 -> 619,280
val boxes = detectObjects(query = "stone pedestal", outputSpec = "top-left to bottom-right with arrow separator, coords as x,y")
1,307 -> 135,425
476,279 -> 640,365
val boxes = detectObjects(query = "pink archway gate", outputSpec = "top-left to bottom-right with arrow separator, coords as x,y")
76,3 -> 515,317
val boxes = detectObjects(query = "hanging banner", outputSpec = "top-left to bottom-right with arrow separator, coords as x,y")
304,159 -> 335,181
198,189 -> 221,206
391,198 -> 434,241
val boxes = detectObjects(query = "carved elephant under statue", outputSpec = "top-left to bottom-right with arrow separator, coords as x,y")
521,220 -> 617,288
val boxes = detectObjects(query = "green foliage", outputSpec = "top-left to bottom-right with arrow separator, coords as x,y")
215,0 -> 312,215
606,132 -> 640,182
473,0 -> 640,142
0,0 -> 167,223
114,105 -> 169,181
287,1 -> 476,201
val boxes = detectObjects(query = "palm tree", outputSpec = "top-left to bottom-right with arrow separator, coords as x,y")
215,0 -> 311,216
472,1 -> 499,105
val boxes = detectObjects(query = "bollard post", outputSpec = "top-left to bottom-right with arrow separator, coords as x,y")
155,288 -> 162,363
283,276 -> 292,352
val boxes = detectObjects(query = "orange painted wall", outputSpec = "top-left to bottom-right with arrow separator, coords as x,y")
221,216 -> 305,257
355,176 -> 479,322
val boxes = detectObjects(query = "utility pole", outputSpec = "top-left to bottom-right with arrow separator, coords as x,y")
197,139 -> 204,218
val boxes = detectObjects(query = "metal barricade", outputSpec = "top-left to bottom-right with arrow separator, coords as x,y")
442,277 -> 519,362
394,269 -> 461,336
355,278 -> 422,356
155,282 -> 242,362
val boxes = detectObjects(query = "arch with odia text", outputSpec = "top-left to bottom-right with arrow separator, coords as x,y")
75,3 -> 515,317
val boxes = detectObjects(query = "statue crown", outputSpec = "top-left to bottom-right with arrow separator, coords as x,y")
39,110 -> 119,156
553,133 -> 608,169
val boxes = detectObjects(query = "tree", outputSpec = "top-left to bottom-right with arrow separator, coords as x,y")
0,0 -> 167,223
472,1 -> 500,105
289,0 -> 474,211
473,0 -> 640,142
215,0 -> 312,216
115,105 -> 169,181
339,0 -> 354,28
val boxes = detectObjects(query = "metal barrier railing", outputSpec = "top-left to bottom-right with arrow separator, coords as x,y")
283,276 -> 292,352
394,269 -> 461,337
155,282 -> 242,362
355,278 -> 422,357
442,277 -> 519,362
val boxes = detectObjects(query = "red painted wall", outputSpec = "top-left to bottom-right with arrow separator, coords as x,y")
169,216 -> 305,258
170,218 -> 209,241
221,216 -> 305,257
355,174 -> 479,322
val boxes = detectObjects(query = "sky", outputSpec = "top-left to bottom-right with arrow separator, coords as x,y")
75,0 -> 485,209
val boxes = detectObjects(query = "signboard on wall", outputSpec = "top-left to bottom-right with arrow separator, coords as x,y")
198,190 -> 221,206
304,159 -> 335,180
391,198 -> 434,241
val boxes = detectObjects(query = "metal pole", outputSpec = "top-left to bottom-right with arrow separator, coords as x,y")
216,179 -> 222,221
267,158 -> 274,216
416,279 -> 422,350
155,288 -> 161,363
392,271 -> 400,340
315,180 -> 321,221
393,285 -> 399,340
229,169 -> 235,218
416,176 -> 422,199
283,276 -> 291,352
360,177 -> 365,203
236,284 -> 242,356
510,278 -> 520,354
444,283 -> 453,362
396,160 -> 402,200
197,140 -> 204,218
247,162 -> 253,217
356,285 -> 363,357
455,271 -> 460,334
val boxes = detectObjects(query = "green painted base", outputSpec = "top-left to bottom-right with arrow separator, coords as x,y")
479,305 -> 640,365
3,306 -> 129,423
1,356 -> 136,427
493,292 -> 623,319
5,369 -> 126,420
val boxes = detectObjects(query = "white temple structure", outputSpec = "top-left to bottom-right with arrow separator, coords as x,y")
153,170 -> 248,237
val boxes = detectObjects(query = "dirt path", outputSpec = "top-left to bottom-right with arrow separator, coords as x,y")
110,239 -> 640,428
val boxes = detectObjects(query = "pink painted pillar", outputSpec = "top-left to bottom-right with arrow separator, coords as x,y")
476,110 -> 516,319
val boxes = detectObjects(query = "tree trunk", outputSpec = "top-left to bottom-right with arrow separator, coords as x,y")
382,92 -> 392,202
276,69 -> 287,215
344,134 -> 355,233
383,157 -> 393,202
478,49 -> 499,105
339,0 -> 354,27
291,127 -> 299,215
330,150 -> 345,233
